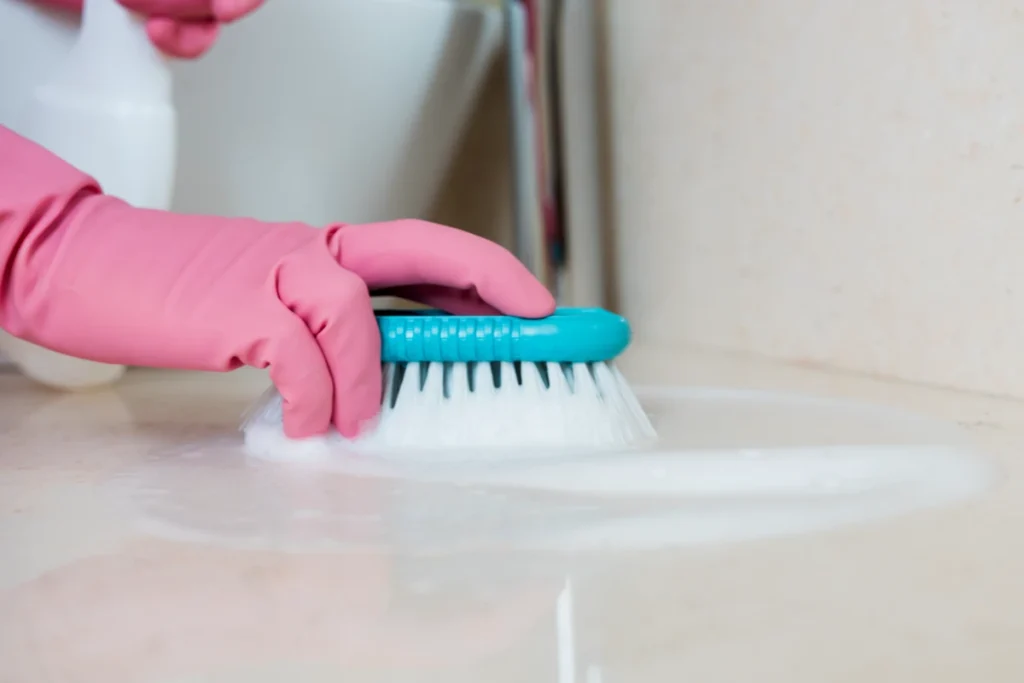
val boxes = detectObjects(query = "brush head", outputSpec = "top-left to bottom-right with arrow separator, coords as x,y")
244,360 -> 657,460
242,308 -> 657,460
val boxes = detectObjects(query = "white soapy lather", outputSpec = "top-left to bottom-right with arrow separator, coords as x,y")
242,360 -> 657,461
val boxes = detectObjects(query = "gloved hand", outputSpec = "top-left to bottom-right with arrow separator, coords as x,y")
0,126 -> 556,438
33,0 -> 263,58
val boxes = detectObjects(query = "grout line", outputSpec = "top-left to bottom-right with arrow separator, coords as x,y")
556,578 -> 576,683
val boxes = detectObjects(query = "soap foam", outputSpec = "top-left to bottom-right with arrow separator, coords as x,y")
104,387 -> 996,553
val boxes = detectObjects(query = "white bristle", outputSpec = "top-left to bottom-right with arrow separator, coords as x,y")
243,360 -> 657,461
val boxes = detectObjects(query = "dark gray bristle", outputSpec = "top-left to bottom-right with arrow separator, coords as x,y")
380,361 -> 596,403
537,363 -> 550,389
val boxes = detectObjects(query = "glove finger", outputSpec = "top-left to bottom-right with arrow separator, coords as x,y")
145,17 -> 218,58
376,285 -> 502,316
239,303 -> 333,439
211,0 -> 263,21
276,241 -> 382,439
329,220 -> 556,319
122,0 -> 263,22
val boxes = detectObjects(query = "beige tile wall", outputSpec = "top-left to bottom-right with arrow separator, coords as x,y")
434,0 -> 1024,397
602,0 -> 1024,397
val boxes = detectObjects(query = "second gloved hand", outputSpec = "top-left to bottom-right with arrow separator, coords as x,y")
34,0 -> 264,58
0,127 -> 556,439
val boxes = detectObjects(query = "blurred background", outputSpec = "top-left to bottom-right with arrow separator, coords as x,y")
0,5 -> 1022,680
3,0 -> 1024,400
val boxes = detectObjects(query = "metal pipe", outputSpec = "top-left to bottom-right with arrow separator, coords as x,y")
504,0 -> 607,307
503,0 -> 562,294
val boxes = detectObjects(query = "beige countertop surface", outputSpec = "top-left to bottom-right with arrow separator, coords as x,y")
0,346 -> 1021,682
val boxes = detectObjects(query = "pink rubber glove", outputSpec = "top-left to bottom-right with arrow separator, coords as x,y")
31,0 -> 263,58
0,126 -> 556,438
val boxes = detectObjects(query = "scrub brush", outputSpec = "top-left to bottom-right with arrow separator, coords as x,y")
242,307 -> 657,459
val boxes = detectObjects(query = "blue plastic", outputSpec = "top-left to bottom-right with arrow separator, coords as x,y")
375,307 -> 631,363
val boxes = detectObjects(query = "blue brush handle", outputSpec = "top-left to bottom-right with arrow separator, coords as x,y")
375,307 -> 631,363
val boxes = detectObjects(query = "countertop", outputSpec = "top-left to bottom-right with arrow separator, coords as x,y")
0,345 -> 1022,682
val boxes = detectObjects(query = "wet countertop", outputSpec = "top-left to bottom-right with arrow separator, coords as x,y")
0,345 -> 1022,682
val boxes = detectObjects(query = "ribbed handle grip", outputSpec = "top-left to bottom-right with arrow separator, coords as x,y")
376,307 -> 631,363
